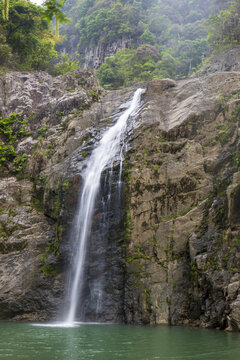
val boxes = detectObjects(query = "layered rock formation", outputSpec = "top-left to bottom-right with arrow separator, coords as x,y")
124,71 -> 240,330
0,68 -> 138,321
83,38 -> 131,69
0,50 -> 240,330
0,69 -> 102,320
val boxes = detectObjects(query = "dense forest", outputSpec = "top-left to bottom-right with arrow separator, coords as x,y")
0,0 -> 239,87
0,0 -> 56,72
59,0 -> 231,88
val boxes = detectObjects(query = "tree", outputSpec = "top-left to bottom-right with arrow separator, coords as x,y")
0,0 -> 57,70
42,0 -> 70,39
207,0 -> 240,51
2,0 -> 9,20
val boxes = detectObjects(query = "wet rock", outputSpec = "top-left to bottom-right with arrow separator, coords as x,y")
123,63 -> 240,330
1,49 -> 240,330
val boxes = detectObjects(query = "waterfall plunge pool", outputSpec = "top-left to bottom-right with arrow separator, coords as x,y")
0,322 -> 240,360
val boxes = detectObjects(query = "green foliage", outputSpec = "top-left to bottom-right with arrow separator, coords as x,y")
126,244 -> 151,262
37,125 -> 49,138
13,153 -> 28,173
0,113 -> 30,173
2,0 -> 9,20
81,150 -> 88,158
40,263 -> 59,276
88,0 -> 213,88
42,0 -> 71,39
0,0 -> 57,71
54,52 -> 80,74
206,0 -> 240,52
96,38 -> 208,89
62,178 -> 73,192
0,142 -> 15,163
0,113 -> 30,143
75,1 -> 135,48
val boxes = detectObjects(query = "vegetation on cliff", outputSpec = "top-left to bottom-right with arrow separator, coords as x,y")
207,0 -> 240,52
0,0 -> 238,83
58,0 -> 229,88
0,113 -> 30,174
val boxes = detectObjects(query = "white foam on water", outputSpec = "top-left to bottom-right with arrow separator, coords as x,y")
31,321 -> 105,328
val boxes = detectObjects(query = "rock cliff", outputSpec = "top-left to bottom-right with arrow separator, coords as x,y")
0,49 -> 240,330
0,68 -> 138,321
124,70 -> 240,330
82,38 -> 131,69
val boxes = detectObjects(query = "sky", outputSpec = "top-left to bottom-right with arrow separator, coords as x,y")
30,0 -> 44,5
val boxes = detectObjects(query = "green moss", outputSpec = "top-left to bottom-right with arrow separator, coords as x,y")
148,236 -> 157,244
39,173 -> 48,185
8,207 -> 17,217
0,113 -> 31,144
13,153 -> 28,173
66,87 -> 76,92
40,241 -> 52,261
126,244 -> 151,263
189,260 -> 202,285
162,205 -> 196,222
0,221 -> 24,239
158,138 -> 167,143
0,112 -> 30,175
205,255 -> 220,270
55,179 -> 62,217
62,178 -> 73,192
76,109 -> 83,116
81,150 -> 88,158
106,118 -> 113,125
87,89 -> 99,102
40,179 -> 69,262
229,103 -> 240,123
0,224 -> 9,238
31,184 -> 45,212
124,210 -> 133,243
82,134 -> 92,143
216,131 -> 229,146
40,264 -> 59,276
165,247 -> 181,261
0,142 -> 16,167
37,125 -> 49,138
144,288 -> 152,314
233,146 -> 240,171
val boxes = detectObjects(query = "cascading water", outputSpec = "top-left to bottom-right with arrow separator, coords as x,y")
65,88 -> 145,325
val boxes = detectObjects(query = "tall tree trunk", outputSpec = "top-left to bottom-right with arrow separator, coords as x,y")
2,0 -> 9,21
55,16 -> 59,38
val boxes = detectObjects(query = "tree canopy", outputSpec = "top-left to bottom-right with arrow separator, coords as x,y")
59,0 -> 227,88
207,0 -> 240,52
0,0 -> 57,71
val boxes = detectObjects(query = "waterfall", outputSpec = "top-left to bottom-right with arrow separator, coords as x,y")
65,88 -> 145,325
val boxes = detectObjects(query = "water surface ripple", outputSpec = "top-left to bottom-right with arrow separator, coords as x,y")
0,323 -> 240,360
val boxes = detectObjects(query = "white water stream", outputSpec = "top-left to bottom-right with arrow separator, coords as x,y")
65,88 -> 145,325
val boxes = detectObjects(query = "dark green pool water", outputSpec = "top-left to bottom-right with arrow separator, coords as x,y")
0,322 -> 240,360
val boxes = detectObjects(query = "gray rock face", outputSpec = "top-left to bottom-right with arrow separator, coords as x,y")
0,49 -> 240,331
198,46 -> 240,75
123,70 -> 240,330
0,177 -> 60,320
83,38 -> 131,69
0,69 -> 140,321
0,69 -> 99,119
